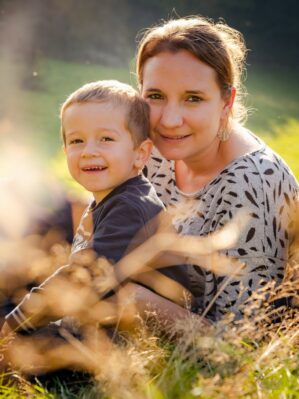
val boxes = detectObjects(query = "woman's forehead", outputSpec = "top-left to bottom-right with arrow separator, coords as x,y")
142,50 -> 219,91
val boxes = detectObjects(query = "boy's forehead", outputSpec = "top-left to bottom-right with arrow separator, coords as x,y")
68,99 -> 127,111
63,100 -> 129,119
62,101 -> 132,135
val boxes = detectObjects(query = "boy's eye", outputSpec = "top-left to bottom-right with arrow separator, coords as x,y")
186,95 -> 202,103
100,136 -> 114,142
69,138 -> 83,145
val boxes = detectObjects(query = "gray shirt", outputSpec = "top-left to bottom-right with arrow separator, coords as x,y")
145,135 -> 298,320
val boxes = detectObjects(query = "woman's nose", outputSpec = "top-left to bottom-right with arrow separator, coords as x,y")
160,103 -> 183,129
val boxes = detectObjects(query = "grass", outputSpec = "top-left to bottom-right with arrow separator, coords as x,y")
1,221 -> 299,399
245,64 -> 299,135
1,57 -> 299,398
0,57 -> 132,159
1,57 -> 299,157
1,57 -> 299,192
1,300 -> 299,398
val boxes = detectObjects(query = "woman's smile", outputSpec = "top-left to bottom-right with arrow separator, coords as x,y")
158,132 -> 192,142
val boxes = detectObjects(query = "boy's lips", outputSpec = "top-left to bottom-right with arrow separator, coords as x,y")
81,165 -> 107,172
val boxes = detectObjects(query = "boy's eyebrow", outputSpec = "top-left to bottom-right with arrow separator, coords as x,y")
65,130 -> 80,136
65,128 -> 122,136
97,128 -> 122,135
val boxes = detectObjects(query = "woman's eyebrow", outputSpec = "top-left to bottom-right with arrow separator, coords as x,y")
144,88 -> 206,94
143,87 -> 162,92
185,90 -> 205,95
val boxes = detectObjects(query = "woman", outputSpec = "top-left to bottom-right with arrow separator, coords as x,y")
122,15 -> 298,322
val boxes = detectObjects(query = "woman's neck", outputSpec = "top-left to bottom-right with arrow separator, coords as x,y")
174,127 -> 261,194
175,142 -> 226,193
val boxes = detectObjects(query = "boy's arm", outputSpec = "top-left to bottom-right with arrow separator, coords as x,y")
3,196 -> 192,335
1,320 -> 13,336
3,265 -> 70,334
2,198 -> 147,335
89,196 -> 151,264
90,197 -> 193,299
2,198 -> 146,335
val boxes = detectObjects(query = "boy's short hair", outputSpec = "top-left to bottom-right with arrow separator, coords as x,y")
60,80 -> 150,147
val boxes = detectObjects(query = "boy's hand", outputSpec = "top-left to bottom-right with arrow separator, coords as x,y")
0,321 -> 14,337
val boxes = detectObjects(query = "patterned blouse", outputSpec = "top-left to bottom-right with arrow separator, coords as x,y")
145,134 -> 298,320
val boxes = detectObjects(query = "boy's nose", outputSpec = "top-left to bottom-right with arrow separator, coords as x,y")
160,103 -> 183,129
81,141 -> 100,157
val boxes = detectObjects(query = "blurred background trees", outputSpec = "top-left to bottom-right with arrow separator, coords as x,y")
0,0 -> 298,68
0,0 -> 298,177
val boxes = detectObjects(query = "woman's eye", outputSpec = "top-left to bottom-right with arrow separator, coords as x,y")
147,93 -> 163,100
186,95 -> 202,103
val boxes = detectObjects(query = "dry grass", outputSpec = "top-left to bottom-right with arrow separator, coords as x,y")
1,236 -> 298,399
0,146 -> 299,398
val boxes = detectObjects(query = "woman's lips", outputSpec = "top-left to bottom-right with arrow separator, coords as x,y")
159,133 -> 191,141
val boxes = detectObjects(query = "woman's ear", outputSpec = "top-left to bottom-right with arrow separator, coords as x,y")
134,139 -> 153,170
221,87 -> 236,123
224,87 -> 236,111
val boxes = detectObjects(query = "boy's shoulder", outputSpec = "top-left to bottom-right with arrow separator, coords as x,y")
94,174 -> 164,222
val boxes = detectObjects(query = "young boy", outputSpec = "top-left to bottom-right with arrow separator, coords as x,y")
4,80 -> 191,334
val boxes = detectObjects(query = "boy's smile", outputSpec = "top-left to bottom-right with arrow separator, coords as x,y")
63,101 -> 142,203
81,165 -> 107,172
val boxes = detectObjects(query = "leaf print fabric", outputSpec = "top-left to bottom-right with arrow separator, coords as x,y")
145,137 -> 299,320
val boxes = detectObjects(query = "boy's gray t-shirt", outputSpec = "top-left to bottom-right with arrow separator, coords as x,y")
5,175 -> 192,332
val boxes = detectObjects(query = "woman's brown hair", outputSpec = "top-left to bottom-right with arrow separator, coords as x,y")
136,16 -> 248,124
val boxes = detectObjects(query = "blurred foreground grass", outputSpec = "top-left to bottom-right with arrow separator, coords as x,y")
1,295 -> 299,399
1,58 -> 299,398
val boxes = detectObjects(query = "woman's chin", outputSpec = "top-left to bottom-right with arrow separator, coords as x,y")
154,146 -> 187,161
155,149 -> 182,161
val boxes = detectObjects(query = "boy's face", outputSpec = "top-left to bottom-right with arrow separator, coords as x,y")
63,101 -> 145,203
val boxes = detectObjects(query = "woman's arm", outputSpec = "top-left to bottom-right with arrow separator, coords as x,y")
115,282 -> 211,331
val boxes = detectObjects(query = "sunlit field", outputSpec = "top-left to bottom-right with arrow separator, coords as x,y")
1,58 -> 299,398
1,57 -> 299,178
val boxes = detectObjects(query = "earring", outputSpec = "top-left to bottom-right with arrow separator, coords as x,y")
217,113 -> 231,142
217,126 -> 231,142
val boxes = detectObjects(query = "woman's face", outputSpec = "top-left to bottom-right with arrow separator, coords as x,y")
141,50 -> 230,163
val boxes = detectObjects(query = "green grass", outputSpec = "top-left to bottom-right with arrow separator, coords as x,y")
244,64 -> 299,178
2,308 -> 299,399
0,58 -> 133,159
260,119 -> 299,178
1,58 -> 299,176
1,58 -> 299,398
1,58 -> 299,162
245,65 -> 299,135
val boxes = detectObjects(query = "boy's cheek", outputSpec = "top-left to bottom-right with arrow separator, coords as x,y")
65,151 -> 77,164
65,155 -> 76,174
